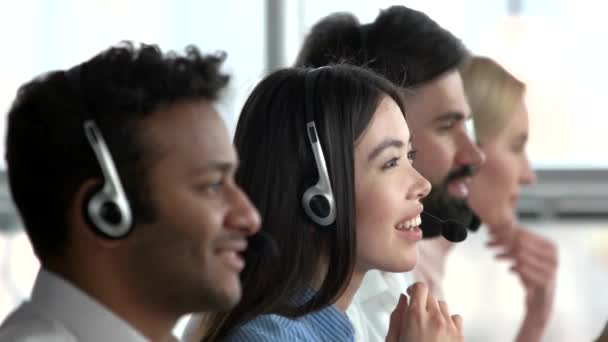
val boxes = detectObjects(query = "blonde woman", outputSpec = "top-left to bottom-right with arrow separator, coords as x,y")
464,56 -> 558,341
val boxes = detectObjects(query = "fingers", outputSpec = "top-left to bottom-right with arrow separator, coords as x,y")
516,232 -> 559,265
426,292 -> 440,316
517,248 -> 558,270
398,282 -> 464,341
386,293 -> 408,342
452,314 -> 463,332
493,228 -> 558,265
438,300 -> 450,319
509,233 -> 558,284
391,293 -> 408,325
489,229 -> 559,298
511,256 -> 557,289
438,300 -> 464,336
407,282 -> 429,316
409,283 -> 447,325
495,251 -> 514,260
438,300 -> 458,332
407,282 -> 442,325
513,246 -> 558,276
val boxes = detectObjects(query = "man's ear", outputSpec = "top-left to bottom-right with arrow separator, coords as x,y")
67,179 -> 122,249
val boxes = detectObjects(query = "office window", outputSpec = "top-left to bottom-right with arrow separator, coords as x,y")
290,0 -> 608,169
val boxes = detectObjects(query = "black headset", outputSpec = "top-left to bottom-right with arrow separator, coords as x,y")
301,70 -> 336,227
66,66 -> 134,239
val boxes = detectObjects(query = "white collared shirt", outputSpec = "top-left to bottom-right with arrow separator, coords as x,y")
0,269 -> 149,342
347,270 -> 413,342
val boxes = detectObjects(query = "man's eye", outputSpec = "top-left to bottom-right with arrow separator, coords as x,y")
407,150 -> 418,162
438,120 -> 456,130
197,180 -> 224,194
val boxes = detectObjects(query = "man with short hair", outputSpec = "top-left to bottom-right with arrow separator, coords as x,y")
0,42 -> 261,341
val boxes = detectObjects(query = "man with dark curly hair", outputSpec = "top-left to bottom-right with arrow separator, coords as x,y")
0,41 -> 261,342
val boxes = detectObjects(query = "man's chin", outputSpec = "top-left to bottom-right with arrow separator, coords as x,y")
209,283 -> 242,311
487,214 -> 518,233
422,185 -> 475,229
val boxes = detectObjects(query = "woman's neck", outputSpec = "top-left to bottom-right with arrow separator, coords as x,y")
334,267 -> 366,312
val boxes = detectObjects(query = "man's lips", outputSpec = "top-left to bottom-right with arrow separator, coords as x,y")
447,178 -> 470,198
215,239 -> 248,271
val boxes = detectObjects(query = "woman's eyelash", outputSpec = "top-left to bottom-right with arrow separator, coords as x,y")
382,157 -> 401,169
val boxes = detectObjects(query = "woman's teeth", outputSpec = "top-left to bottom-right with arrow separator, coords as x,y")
396,216 -> 421,230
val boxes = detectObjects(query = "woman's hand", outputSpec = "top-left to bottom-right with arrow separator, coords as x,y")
488,225 -> 558,341
386,282 -> 463,342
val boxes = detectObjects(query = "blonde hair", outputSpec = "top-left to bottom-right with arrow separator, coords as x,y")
461,56 -> 525,144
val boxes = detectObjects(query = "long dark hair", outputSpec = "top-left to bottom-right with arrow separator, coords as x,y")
198,64 -> 406,341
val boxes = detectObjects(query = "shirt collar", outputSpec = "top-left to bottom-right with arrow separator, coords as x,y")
31,269 -> 149,342
355,270 -> 413,303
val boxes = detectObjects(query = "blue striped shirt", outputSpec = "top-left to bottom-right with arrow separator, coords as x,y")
223,291 -> 354,341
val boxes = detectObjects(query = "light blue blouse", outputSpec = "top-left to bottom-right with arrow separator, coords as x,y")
224,291 -> 354,342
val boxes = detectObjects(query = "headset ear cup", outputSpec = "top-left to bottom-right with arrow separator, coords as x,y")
83,183 -> 130,239
99,201 -> 123,225
309,194 -> 330,219
302,186 -> 336,227
82,184 -> 104,236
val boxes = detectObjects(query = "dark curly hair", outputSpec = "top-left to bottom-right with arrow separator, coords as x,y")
5,41 -> 229,262
295,5 -> 470,87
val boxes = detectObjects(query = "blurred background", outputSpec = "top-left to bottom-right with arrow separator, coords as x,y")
0,0 -> 606,341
